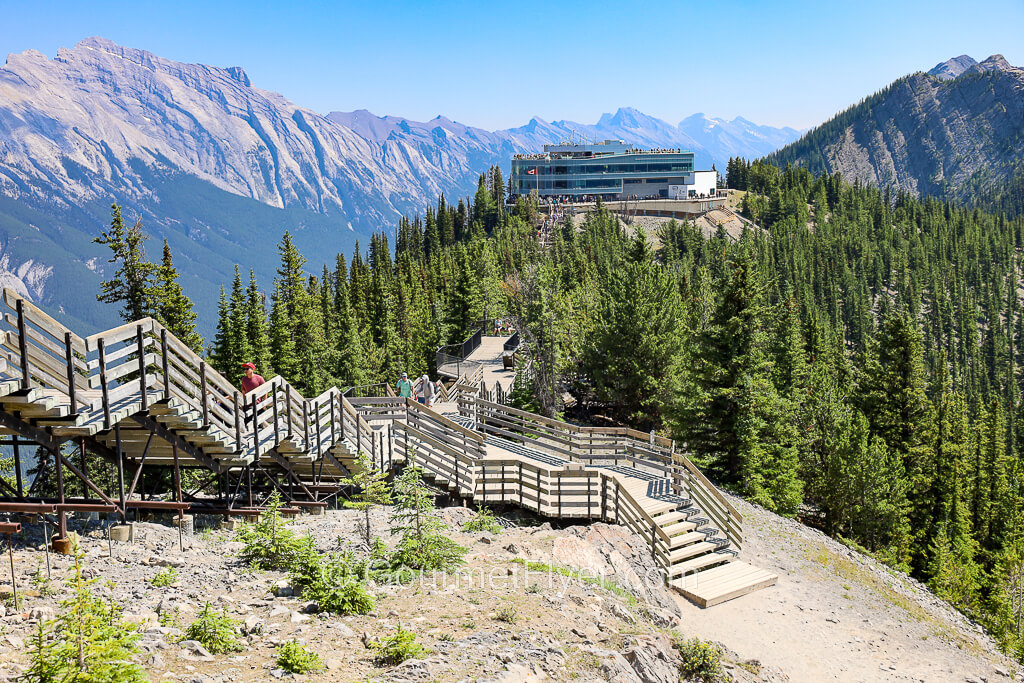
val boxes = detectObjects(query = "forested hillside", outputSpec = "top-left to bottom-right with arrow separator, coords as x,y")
763,54 -> 1024,218
172,159 -> 1024,658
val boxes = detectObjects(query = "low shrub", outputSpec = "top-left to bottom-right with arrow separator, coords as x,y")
371,623 -> 425,667
184,602 -> 242,654
23,538 -> 146,683
235,492 -> 305,571
676,637 -> 723,682
150,566 -> 179,588
494,605 -> 518,624
276,640 -> 323,674
288,546 -> 376,615
463,506 -> 503,534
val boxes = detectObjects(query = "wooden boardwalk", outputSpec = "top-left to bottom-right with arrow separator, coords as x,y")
0,286 -> 774,606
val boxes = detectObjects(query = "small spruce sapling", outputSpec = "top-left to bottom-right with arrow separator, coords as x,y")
389,466 -> 466,571
343,451 -> 392,548
22,537 -> 146,683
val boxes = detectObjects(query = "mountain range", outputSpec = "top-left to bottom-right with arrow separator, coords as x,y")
0,37 -> 802,334
766,54 -> 1024,214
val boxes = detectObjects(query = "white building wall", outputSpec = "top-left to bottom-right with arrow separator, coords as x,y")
669,171 -> 718,199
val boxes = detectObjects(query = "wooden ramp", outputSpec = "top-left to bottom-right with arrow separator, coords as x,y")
673,561 -> 778,608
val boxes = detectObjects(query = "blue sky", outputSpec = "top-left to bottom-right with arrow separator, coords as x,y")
2,0 -> 1021,131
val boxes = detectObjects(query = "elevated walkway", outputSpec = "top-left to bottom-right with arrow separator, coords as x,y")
0,286 -> 773,606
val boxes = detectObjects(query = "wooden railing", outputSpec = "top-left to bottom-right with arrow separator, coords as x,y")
469,397 -> 742,550
0,288 -> 377,473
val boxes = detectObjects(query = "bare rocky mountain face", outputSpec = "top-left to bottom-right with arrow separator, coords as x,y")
766,55 -> 1024,213
0,37 -> 800,332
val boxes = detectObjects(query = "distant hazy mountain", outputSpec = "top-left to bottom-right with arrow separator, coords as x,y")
766,55 -> 1024,215
0,37 -> 801,332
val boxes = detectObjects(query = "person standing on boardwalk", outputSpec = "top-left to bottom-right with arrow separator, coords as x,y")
418,374 -> 435,406
396,372 -> 413,399
240,362 -> 265,396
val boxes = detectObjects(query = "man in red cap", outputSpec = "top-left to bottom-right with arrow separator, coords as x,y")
241,362 -> 265,396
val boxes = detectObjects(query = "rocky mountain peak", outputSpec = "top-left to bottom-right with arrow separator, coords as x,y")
967,54 -> 1016,75
928,54 -> 977,80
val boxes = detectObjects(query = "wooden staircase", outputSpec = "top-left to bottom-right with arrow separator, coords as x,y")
0,286 -> 775,606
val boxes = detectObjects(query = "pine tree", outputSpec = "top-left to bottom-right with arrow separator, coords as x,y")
856,310 -> 936,571
343,452 -> 392,548
93,204 -> 156,322
245,270 -> 271,377
152,239 -> 203,353
389,466 -> 465,571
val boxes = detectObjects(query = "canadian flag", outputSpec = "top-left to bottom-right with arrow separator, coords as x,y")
527,168 -> 537,175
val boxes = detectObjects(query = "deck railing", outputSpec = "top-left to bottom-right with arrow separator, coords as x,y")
467,397 -> 742,550
0,288 -> 375,473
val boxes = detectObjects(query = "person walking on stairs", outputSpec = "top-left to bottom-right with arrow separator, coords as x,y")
240,362 -> 266,427
396,372 -> 413,400
241,362 -> 265,396
418,374 -> 435,407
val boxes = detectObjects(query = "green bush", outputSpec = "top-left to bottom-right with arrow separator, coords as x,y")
287,545 -> 376,615
371,623 -> 425,667
463,506 -> 503,534
676,637 -> 723,682
276,640 -> 323,674
150,566 -> 179,588
235,492 -> 305,571
22,539 -> 146,683
389,466 -> 466,571
494,605 -> 518,624
184,603 -> 242,655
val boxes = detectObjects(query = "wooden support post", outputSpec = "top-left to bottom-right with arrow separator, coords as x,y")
251,392 -> 260,458
614,480 -> 619,524
160,329 -> 170,400
329,394 -> 336,447
98,339 -> 111,430
286,385 -> 294,438
13,300 -> 32,391
136,325 -> 148,412
200,362 -> 210,427
601,475 -> 607,522
557,471 -> 562,517
273,385 -> 280,446
650,523 -> 657,562
64,332 -> 78,413
302,401 -> 310,452
339,394 -> 346,441
518,462 -> 523,507
234,392 -> 243,452
481,463 -> 487,503
54,447 -> 66,539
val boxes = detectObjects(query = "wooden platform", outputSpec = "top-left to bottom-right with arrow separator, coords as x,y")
672,561 -> 778,607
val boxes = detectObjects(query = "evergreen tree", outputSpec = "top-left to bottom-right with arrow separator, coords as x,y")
93,204 -> 155,322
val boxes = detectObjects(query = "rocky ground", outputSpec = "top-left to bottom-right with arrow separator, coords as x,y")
0,498 -> 1017,682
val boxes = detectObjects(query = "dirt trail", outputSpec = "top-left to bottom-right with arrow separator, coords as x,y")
675,494 -> 1017,682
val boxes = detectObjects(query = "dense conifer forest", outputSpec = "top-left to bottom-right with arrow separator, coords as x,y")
95,159 -> 1024,659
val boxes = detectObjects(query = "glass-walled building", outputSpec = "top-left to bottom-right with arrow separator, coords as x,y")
510,140 -> 714,200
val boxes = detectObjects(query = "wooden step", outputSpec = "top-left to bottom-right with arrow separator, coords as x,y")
652,509 -> 691,526
670,551 -> 734,577
672,561 -> 777,607
661,519 -> 698,536
667,530 -> 708,549
667,541 -> 718,563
